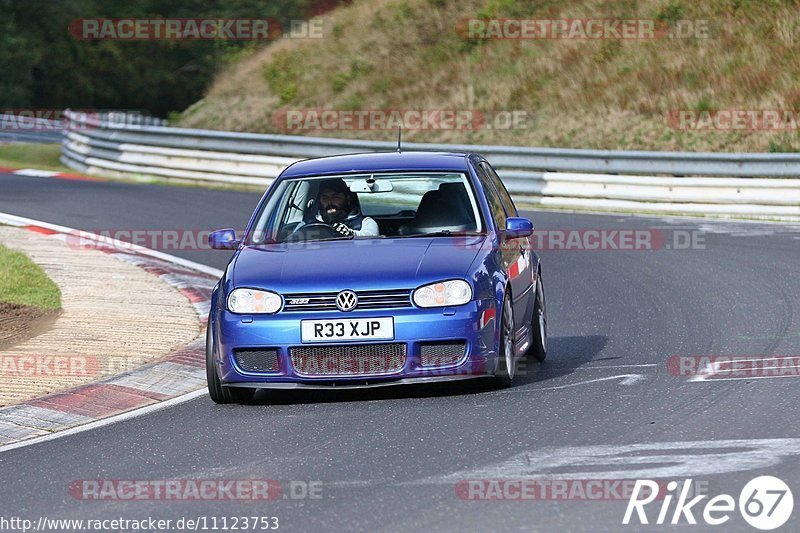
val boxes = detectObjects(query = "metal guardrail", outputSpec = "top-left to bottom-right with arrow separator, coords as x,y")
61,110 -> 800,220
0,113 -> 65,144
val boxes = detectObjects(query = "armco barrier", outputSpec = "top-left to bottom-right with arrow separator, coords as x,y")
60,110 -> 800,220
0,113 -> 65,144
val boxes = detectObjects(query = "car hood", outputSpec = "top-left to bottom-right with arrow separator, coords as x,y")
232,236 -> 486,293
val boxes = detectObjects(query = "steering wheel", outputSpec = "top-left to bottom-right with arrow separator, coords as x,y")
283,222 -> 340,242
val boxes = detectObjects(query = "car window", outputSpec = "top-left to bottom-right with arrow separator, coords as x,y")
281,180 -> 310,225
249,181 -> 291,244
476,164 -> 508,228
482,163 -> 518,217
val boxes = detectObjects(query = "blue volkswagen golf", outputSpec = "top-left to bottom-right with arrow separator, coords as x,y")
206,152 -> 547,403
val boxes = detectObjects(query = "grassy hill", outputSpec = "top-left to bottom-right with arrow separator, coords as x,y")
179,0 -> 800,152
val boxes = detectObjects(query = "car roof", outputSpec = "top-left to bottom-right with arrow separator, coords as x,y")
278,151 -> 474,179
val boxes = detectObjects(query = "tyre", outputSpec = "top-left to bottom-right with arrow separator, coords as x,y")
494,293 -> 516,388
526,273 -> 547,363
206,321 -> 255,404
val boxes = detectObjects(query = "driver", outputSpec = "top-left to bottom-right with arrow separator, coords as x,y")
304,178 -> 379,238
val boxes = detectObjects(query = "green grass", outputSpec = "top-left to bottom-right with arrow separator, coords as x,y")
0,143 -> 264,191
178,0 -> 800,153
0,143 -> 71,173
0,242 -> 61,310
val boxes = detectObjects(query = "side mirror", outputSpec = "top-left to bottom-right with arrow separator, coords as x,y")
209,228 -> 240,250
505,217 -> 533,238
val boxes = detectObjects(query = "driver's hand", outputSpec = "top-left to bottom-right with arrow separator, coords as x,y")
332,222 -> 355,238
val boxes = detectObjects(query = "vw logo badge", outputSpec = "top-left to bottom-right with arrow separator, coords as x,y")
336,290 -> 358,312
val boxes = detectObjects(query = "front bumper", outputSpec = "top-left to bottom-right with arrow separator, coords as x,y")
224,374 -> 494,390
213,300 -> 499,385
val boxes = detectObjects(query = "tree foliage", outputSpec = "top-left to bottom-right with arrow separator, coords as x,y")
0,0 -> 342,116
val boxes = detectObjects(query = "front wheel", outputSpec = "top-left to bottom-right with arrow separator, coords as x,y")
494,293 -> 516,388
206,321 -> 255,404
526,274 -> 547,363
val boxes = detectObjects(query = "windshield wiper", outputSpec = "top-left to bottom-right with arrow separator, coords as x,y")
282,236 -> 355,244
398,230 -> 485,238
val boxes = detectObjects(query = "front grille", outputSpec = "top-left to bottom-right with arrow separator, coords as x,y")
234,349 -> 279,372
290,343 -> 406,375
283,289 -> 411,312
419,342 -> 466,367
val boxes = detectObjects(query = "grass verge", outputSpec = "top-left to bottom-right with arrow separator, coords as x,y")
179,0 -> 800,153
0,143 -> 73,173
0,143 -> 264,192
0,242 -> 61,310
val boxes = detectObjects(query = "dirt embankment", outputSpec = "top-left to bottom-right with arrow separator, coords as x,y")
0,302 -> 60,351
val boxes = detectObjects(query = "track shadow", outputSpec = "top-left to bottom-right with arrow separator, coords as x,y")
244,335 -> 608,406
512,334 -> 609,387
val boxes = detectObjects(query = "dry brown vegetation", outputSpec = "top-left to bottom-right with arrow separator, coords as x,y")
179,0 -> 800,152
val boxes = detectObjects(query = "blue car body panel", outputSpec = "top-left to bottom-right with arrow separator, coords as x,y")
209,152 -> 541,388
278,151 -> 471,178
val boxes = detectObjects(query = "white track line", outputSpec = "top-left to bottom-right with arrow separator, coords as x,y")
0,211 -> 222,453
0,389 -> 208,453
0,212 -> 223,278
542,364 -> 659,370
499,374 -> 645,393
13,169 -> 60,177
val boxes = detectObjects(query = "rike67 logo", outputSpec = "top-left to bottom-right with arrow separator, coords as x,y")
624,476 -> 793,530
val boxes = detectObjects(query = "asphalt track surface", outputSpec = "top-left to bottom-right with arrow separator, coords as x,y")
1,172 -> 800,531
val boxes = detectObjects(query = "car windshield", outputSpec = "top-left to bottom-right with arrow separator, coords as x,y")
248,172 -> 484,244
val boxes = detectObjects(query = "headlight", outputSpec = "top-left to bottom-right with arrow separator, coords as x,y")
227,288 -> 282,314
413,280 -> 472,308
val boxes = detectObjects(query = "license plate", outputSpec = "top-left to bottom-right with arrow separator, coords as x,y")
301,317 -> 394,343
